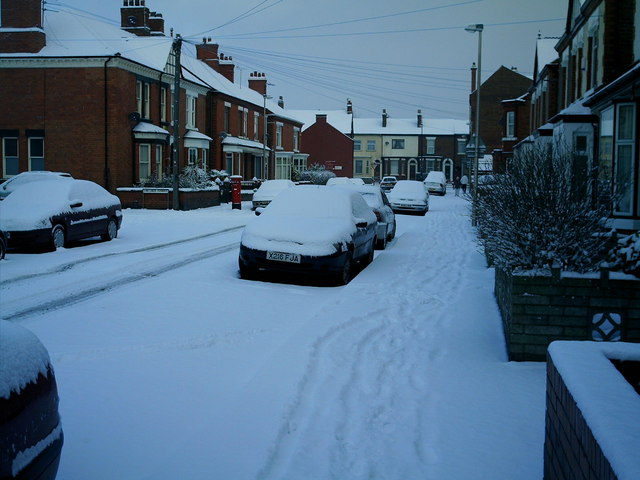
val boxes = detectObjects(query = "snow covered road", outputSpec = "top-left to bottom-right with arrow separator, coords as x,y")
1,194 -> 547,479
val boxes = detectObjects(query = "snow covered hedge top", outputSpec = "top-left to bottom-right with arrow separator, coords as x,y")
0,321 -> 52,399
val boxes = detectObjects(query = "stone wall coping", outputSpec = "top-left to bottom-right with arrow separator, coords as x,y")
512,269 -> 639,282
548,341 -> 640,480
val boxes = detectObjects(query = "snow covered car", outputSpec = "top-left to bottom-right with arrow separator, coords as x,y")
388,180 -> 430,215
423,171 -> 447,196
325,177 -> 365,186
0,321 -> 63,480
251,179 -> 295,210
0,171 -> 73,199
0,178 -> 122,251
239,185 -> 377,285
338,184 -> 396,249
380,176 -> 398,193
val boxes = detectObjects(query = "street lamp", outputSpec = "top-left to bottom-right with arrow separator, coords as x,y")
262,93 -> 273,179
465,23 -> 483,226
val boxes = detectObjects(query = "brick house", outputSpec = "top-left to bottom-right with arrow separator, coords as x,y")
493,93 -> 531,173
469,65 -> 532,174
0,0 -> 306,203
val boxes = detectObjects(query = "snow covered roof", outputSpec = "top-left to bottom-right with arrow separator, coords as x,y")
1,9 -> 303,125
133,122 -> 170,135
287,110 -> 353,132
536,38 -> 559,75
184,130 -> 213,141
354,117 -> 468,136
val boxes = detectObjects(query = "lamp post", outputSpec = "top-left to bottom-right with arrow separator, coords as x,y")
262,93 -> 273,180
465,23 -> 483,226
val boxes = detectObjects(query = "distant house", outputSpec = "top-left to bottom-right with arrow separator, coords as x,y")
468,65 -> 532,174
0,0 -> 306,202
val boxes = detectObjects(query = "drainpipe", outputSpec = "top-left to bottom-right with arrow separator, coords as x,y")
104,55 -> 116,191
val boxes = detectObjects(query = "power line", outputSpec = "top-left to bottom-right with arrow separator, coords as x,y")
188,0 -> 285,38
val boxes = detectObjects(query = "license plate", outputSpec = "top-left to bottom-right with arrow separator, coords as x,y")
267,251 -> 301,263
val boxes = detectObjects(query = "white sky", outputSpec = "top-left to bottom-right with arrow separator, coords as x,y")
53,0 -> 569,120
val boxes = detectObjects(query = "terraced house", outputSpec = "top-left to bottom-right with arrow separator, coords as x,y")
0,0 -> 306,202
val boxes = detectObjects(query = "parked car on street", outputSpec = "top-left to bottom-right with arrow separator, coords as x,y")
239,186 -> 377,285
0,171 -> 73,199
251,179 -> 295,210
338,184 -> 396,249
0,320 -> 63,480
423,171 -> 447,196
325,177 -> 365,186
0,178 -> 123,251
380,176 -> 398,193
388,180 -> 430,215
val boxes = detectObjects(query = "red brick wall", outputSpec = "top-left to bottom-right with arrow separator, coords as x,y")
302,119 -> 354,177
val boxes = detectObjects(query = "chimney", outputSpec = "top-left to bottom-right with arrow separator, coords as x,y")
470,62 -> 478,92
316,114 -> 328,124
148,12 -> 165,36
121,0 -> 151,36
382,109 -> 388,127
248,71 -> 267,95
346,99 -> 353,114
0,0 -> 46,53
278,96 -> 285,109
196,40 -> 220,72
218,53 -> 235,83
417,109 -> 423,128
511,66 -> 518,72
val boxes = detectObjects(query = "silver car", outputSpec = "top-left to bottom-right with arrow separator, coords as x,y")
338,184 -> 396,249
388,180 -> 430,215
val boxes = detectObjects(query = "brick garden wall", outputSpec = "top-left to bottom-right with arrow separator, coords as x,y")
544,358 -> 617,480
117,188 -> 220,210
495,268 -> 640,361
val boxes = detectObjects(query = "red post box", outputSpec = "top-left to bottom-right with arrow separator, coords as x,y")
231,175 -> 242,210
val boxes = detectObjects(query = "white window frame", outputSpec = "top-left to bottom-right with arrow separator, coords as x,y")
614,103 -> 636,216
28,137 -> 45,171
276,122 -> 283,149
354,140 -> 361,151
275,155 -> 291,179
426,137 -> 436,155
506,111 -> 515,138
3,137 -> 19,177
160,87 -> 167,123
391,139 -> 405,150
254,112 -> 260,141
186,95 -> 197,129
139,144 -> 150,181
293,127 -> 300,152
367,140 -> 376,151
188,147 -> 198,166
155,144 -> 163,179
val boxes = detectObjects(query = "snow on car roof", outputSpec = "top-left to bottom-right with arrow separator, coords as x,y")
0,320 -> 51,399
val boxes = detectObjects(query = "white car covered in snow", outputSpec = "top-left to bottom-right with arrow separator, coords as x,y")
239,185 -> 377,285
388,180 -> 430,215
251,179 -> 295,210
0,178 -> 122,251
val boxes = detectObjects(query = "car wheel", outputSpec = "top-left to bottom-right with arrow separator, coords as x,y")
388,221 -> 396,241
337,253 -> 353,285
376,234 -> 387,250
51,225 -> 65,250
366,239 -> 375,263
101,218 -> 118,242
0,236 -> 5,260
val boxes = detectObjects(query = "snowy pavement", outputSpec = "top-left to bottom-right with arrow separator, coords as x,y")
0,193 -> 547,479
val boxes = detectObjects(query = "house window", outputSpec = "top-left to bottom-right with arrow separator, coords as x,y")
28,137 -> 45,171
598,106 -> 614,200
136,80 -> 150,119
275,155 -> 290,179
224,104 -> 231,133
188,148 -> 197,165
202,149 -> 208,171
390,159 -> 399,175
293,127 -> 300,152
355,159 -> 363,175
239,108 -> 248,137
457,138 -> 467,154
506,111 -> 515,138
186,95 -> 197,129
254,112 -> 260,141
160,87 -> 167,123
391,139 -> 405,149
276,123 -> 283,149
614,103 -> 636,215
225,153 -> 233,174
426,137 -> 436,155
2,138 -> 19,176
293,155 -> 306,172
139,144 -> 150,181
367,140 -> 376,151
155,145 -> 163,179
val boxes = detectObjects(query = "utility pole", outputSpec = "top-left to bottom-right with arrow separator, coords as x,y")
171,35 -> 182,210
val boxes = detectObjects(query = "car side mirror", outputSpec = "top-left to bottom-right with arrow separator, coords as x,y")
70,200 -> 83,208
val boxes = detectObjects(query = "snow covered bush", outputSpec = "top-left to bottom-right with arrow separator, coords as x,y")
138,166 -> 215,189
475,144 -> 612,272
299,164 -> 336,185
607,231 -> 640,277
